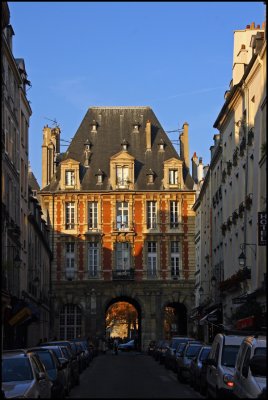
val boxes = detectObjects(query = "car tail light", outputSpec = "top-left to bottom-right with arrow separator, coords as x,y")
223,374 -> 234,388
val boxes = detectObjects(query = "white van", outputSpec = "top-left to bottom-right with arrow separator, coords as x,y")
233,335 -> 266,398
205,333 -> 246,398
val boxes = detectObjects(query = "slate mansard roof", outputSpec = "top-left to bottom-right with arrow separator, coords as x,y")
43,106 -> 194,192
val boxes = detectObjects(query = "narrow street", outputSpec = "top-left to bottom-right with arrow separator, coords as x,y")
68,351 -> 204,398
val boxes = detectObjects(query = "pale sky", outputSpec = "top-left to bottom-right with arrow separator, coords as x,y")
9,1 -> 265,186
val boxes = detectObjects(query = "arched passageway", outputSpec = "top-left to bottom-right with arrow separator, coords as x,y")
164,302 -> 187,339
105,296 -> 141,350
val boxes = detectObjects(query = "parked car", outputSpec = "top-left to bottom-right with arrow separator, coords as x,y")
189,345 -> 211,391
205,333 -> 246,398
147,340 -> 156,356
233,335 -> 266,398
59,346 -> 73,393
199,348 -> 212,395
157,340 -> 170,365
38,345 -> 72,395
27,347 -> 65,398
174,340 -> 201,373
118,339 -> 135,351
41,341 -> 80,386
177,342 -> 203,382
165,336 -> 196,371
71,339 -> 92,366
2,349 -> 52,398
153,340 -> 164,361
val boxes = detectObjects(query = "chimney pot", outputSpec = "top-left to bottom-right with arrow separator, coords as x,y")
246,25 -> 250,29
250,22 -> 255,29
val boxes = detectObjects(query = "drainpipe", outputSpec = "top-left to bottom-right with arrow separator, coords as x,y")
49,193 -> 55,337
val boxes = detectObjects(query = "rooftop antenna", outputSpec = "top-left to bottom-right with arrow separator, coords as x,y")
44,117 -> 59,127
165,124 -> 183,154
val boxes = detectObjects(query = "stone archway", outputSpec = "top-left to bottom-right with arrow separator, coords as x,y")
105,296 -> 142,350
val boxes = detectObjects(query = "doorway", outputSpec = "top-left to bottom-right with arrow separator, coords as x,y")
164,302 -> 187,339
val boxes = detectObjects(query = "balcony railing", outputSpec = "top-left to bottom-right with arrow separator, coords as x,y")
112,268 -> 135,280
113,223 -> 135,232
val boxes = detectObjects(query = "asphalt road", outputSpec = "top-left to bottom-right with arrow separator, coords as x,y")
68,351 -> 204,398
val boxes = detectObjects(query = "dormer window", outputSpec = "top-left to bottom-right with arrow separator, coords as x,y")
169,169 -> 178,185
95,169 -> 103,184
65,170 -> 75,186
132,122 -> 140,133
116,165 -> 129,188
121,139 -> 129,152
158,138 -> 166,151
84,139 -> 92,152
91,120 -> 98,133
146,169 -> 155,184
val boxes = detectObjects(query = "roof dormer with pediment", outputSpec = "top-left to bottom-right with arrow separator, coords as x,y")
41,107 -> 194,192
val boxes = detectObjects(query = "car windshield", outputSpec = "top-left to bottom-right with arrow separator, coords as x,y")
2,358 -> 33,382
186,345 -> 202,357
51,348 -> 61,358
37,352 -> 55,371
200,348 -> 211,361
254,347 -> 266,356
177,343 -> 186,354
62,347 -> 71,359
221,345 -> 240,367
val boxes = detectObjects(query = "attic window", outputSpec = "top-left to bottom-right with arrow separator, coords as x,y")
158,138 -> 166,151
121,139 -> 129,151
95,169 -> 103,184
84,139 -> 92,152
146,169 -> 155,184
132,122 -> 140,133
91,120 -> 98,133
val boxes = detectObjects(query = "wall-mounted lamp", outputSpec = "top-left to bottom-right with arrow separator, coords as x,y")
238,243 -> 256,267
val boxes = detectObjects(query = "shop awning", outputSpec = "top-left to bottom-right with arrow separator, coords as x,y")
236,315 -> 255,330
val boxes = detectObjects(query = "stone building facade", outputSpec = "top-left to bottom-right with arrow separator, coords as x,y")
193,22 -> 266,339
39,107 -> 196,349
1,2 -> 52,349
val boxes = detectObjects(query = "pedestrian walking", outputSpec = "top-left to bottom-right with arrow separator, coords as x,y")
113,338 -> 119,355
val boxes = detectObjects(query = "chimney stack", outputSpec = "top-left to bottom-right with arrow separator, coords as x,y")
191,152 -> 198,183
145,120 -> 151,151
197,157 -> 204,183
42,125 -> 61,189
180,122 -> 190,170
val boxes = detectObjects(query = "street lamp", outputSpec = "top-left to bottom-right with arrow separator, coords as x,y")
238,243 -> 256,267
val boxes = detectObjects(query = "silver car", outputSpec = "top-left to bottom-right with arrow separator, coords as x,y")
177,342 -> 203,382
2,349 -> 52,398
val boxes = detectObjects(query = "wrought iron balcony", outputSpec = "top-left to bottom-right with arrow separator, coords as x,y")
112,268 -> 134,280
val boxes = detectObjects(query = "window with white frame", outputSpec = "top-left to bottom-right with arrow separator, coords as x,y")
116,242 -> 130,271
147,241 -> 157,276
116,165 -> 129,187
59,304 -> 82,340
88,242 -> 99,277
65,202 -> 75,229
147,201 -> 157,229
170,201 -> 179,228
171,241 -> 180,277
169,169 -> 178,185
88,202 -> 98,230
65,170 -> 75,186
116,201 -> 129,230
